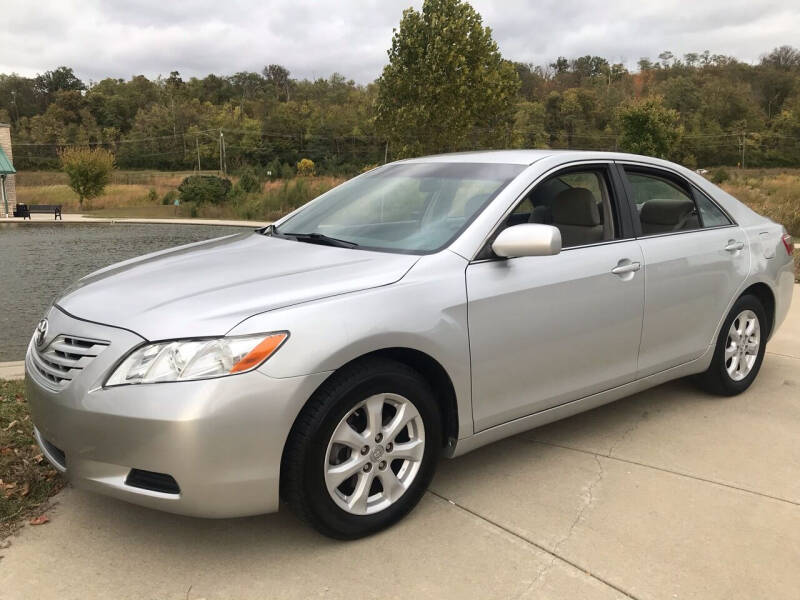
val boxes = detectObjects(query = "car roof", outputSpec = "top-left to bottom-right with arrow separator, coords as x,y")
397,149 -> 670,167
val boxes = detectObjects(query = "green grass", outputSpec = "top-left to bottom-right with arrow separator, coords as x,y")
0,380 -> 64,538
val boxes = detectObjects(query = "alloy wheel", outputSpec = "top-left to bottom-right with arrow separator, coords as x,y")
324,393 -> 425,515
725,309 -> 760,381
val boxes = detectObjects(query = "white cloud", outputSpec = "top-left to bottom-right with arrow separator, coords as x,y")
0,0 -> 797,84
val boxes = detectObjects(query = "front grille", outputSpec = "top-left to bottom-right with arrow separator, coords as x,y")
30,335 -> 109,389
125,469 -> 181,494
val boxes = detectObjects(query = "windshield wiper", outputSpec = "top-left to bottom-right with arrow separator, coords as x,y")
280,231 -> 359,248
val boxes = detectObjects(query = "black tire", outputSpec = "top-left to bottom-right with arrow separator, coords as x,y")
281,357 -> 442,539
695,294 -> 768,396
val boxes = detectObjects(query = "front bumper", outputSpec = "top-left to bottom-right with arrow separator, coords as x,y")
26,306 -> 330,518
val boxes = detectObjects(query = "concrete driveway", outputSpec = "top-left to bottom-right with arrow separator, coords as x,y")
2,287 -> 798,600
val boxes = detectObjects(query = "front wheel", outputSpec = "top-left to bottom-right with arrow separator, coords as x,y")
695,294 -> 768,396
281,357 -> 441,539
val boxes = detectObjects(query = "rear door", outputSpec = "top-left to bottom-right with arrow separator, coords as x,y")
466,163 -> 644,431
617,164 -> 749,377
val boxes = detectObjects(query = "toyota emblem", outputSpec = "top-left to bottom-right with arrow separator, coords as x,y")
35,319 -> 49,348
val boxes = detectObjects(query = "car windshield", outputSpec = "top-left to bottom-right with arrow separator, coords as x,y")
274,162 -> 525,253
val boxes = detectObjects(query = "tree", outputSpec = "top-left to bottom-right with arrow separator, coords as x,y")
375,0 -> 519,157
616,97 -> 682,159
263,64 -> 291,101
296,158 -> 316,176
34,66 -> 85,100
761,46 -> 800,70
177,175 -> 232,204
59,147 -> 115,206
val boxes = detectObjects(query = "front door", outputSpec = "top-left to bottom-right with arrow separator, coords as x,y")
467,165 -> 645,431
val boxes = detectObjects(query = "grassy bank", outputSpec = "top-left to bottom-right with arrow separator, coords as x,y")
0,380 -> 64,538
719,169 -> 800,237
16,170 -> 343,221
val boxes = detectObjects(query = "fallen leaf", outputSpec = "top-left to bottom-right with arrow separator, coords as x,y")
29,515 -> 49,526
20,482 -> 30,497
33,454 -> 44,463
0,447 -> 12,455
2,420 -> 18,431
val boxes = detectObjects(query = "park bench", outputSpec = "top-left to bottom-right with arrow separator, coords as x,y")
14,204 -> 62,220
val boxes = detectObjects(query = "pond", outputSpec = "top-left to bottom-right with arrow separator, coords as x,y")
0,222 -> 250,361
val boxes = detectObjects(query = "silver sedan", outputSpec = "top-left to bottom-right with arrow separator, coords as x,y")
26,150 -> 795,538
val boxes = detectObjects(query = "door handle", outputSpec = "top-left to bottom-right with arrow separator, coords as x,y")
725,240 -> 745,252
611,261 -> 641,275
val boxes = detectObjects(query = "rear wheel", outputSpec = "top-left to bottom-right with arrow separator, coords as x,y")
281,357 -> 441,539
695,294 -> 767,396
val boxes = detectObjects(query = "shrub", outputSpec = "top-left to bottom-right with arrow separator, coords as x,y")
177,175 -> 232,204
711,168 -> 730,184
280,163 -> 295,179
265,159 -> 282,180
147,188 -> 158,203
161,190 -> 178,205
58,146 -> 116,206
297,158 -> 316,176
237,167 -> 262,193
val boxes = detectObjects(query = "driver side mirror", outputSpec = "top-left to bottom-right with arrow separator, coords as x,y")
492,224 -> 562,258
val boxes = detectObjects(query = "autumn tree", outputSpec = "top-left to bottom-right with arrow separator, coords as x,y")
376,0 -> 519,157
59,147 -> 115,207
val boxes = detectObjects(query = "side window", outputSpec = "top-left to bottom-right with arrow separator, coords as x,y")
626,171 -> 700,235
503,167 -> 619,249
694,191 -> 732,227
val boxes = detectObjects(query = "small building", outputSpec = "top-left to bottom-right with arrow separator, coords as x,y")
0,123 -> 17,218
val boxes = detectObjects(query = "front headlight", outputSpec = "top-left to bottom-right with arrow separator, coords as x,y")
105,332 -> 288,386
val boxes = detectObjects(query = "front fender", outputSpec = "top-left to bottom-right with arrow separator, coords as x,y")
227,251 -> 474,437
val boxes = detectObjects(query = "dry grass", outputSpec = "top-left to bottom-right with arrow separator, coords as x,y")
15,170 -> 344,220
0,380 -> 64,539
720,169 -> 800,237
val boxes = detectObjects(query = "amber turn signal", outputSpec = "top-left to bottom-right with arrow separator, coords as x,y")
229,333 -> 288,373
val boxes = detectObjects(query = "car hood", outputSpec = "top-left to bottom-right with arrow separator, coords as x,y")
57,232 -> 420,340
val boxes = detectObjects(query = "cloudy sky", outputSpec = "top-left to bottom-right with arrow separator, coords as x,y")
2,0 -> 798,83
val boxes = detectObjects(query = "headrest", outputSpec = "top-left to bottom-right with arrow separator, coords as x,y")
552,188 -> 600,227
528,205 -> 550,223
640,198 -> 695,225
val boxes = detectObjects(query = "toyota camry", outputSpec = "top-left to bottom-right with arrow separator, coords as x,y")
26,150 -> 795,538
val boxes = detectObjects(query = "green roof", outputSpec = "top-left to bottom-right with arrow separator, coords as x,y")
0,145 -> 15,175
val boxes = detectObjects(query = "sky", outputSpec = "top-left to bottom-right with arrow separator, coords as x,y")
1,0 -> 798,84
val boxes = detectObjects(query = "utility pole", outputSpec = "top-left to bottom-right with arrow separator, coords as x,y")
222,132 -> 227,175
219,130 -> 224,174
741,131 -> 746,169
384,141 -> 389,164
196,136 -> 202,173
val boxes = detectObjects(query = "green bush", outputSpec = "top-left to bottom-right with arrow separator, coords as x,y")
237,167 -> 262,193
177,175 -> 232,204
266,159 -> 282,180
161,190 -> 178,205
711,168 -> 730,184
280,163 -> 295,180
